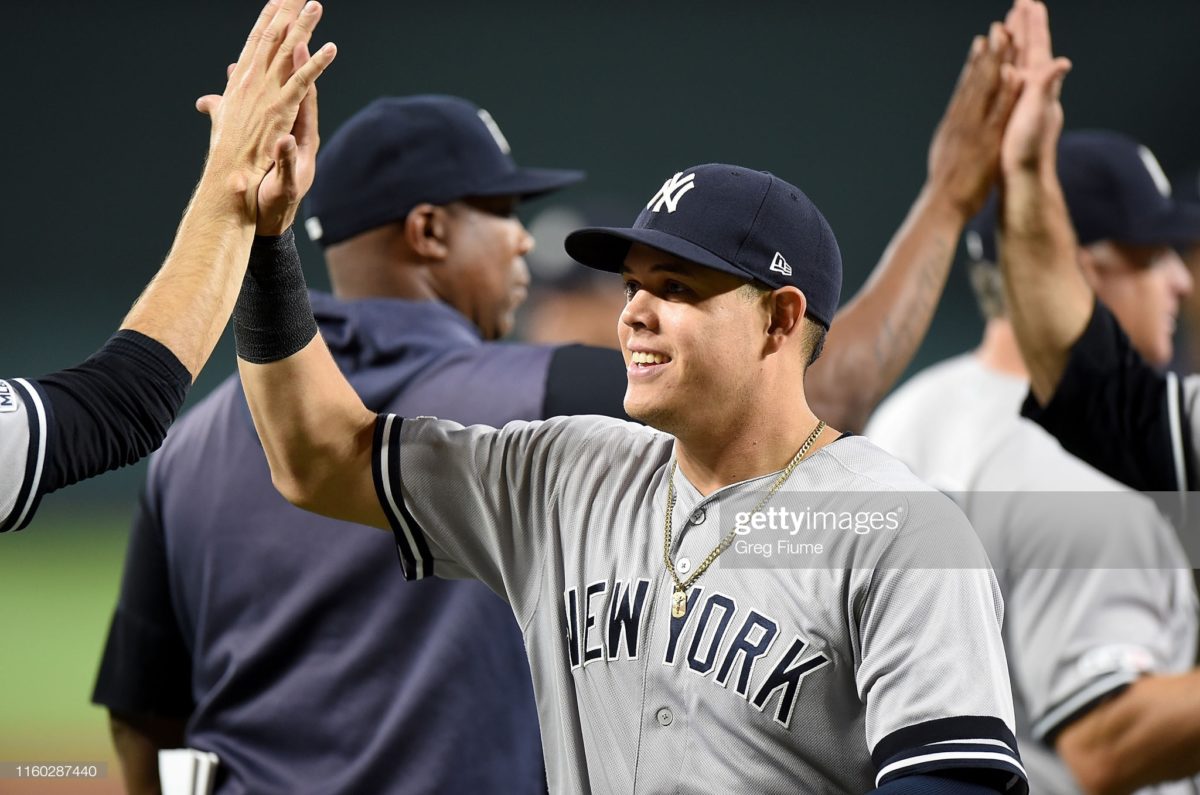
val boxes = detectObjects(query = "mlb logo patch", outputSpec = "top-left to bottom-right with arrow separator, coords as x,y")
0,380 -> 18,414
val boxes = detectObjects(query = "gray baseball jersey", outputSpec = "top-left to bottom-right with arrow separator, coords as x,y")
0,378 -> 48,532
372,413 -> 1027,793
868,354 -> 1200,795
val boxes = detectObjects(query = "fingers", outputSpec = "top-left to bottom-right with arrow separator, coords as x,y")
283,41 -> 337,105
948,22 -> 1010,126
227,63 -> 237,81
196,94 -> 220,116
273,134 -> 300,201
290,45 -> 320,150
986,63 -> 1023,131
1025,0 -> 1054,68
233,0 -> 281,73
272,2 -> 324,85
249,0 -> 307,75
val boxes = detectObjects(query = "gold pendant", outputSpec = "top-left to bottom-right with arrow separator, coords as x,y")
671,588 -> 687,619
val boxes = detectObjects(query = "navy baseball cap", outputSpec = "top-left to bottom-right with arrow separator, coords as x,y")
564,164 -> 843,328
966,130 -> 1200,263
304,95 -> 584,247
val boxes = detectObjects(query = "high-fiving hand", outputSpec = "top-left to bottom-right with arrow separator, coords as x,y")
196,0 -> 336,232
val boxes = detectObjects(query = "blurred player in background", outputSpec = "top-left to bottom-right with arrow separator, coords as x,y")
519,200 -> 627,349
999,0 -> 1200,493
94,95 -> 589,794
868,127 -> 1200,793
0,0 -> 334,534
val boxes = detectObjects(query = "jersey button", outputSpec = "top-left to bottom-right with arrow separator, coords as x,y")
655,708 -> 673,727
676,557 -> 691,575
690,508 -> 706,525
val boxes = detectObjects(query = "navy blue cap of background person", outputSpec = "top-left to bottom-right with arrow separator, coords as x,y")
965,130 -> 1200,263
304,95 -> 585,248
564,164 -> 843,328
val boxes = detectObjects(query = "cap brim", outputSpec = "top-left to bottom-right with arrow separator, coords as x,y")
1118,202 -> 1200,248
473,167 -> 585,202
565,226 -> 752,281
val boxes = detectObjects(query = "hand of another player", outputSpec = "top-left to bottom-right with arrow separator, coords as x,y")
194,0 -> 336,222
254,44 -> 320,236
925,21 -> 1021,222
999,0 -> 1072,177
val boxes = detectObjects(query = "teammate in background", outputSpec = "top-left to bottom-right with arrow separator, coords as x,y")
997,0 -> 1200,492
93,96 -> 584,794
96,27 -> 1026,792
867,128 -> 1200,792
0,0 -> 335,533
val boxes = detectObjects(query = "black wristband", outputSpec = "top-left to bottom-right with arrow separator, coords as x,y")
233,227 -> 320,364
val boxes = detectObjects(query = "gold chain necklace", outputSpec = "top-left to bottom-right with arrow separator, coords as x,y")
663,420 -> 826,619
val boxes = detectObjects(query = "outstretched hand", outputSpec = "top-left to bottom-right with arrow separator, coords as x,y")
926,21 -> 1022,221
999,0 -> 1072,176
195,0 -> 336,225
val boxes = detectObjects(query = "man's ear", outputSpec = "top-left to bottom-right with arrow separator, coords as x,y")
404,204 -> 451,261
765,287 -> 807,353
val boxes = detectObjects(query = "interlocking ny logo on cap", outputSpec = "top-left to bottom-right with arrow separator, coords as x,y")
769,252 -> 792,276
477,109 -> 511,155
646,172 -> 696,213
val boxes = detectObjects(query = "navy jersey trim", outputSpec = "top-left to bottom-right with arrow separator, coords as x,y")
872,716 -> 1026,793
1030,669 -> 1137,745
372,414 -> 434,580
1,378 -> 49,532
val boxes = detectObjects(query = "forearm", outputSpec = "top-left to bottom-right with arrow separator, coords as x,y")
999,168 -> 1092,405
36,331 -> 190,493
235,235 -> 381,527
121,173 -> 255,380
239,338 -> 378,521
808,185 -> 965,432
109,711 -> 186,795
1057,671 -> 1200,794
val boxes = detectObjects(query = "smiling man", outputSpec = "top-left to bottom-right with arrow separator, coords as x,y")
234,159 -> 1027,793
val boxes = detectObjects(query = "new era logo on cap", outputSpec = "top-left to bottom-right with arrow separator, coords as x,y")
646,172 -> 696,214
769,252 -> 792,276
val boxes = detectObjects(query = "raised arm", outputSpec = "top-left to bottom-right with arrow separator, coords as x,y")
995,0 -> 1081,406
808,24 -> 1020,432
0,1 -> 337,532
122,0 -> 336,378
235,243 -> 384,529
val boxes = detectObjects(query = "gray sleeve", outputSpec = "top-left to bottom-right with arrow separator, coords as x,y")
857,496 -> 1026,790
372,413 -> 622,624
1001,490 -> 1187,744
0,378 -> 49,532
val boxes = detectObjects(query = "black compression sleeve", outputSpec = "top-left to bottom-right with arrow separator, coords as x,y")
1021,299 -> 1189,491
35,330 -> 191,494
543,345 -> 631,421
233,228 -> 319,364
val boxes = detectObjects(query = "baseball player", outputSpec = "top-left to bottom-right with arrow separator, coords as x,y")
234,160 -> 1027,793
867,128 -> 1200,792
996,0 -> 1200,493
94,30 -> 1023,793
0,0 -> 335,533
